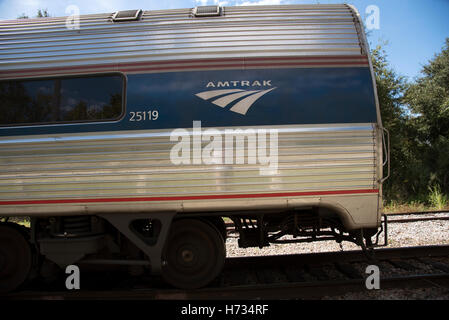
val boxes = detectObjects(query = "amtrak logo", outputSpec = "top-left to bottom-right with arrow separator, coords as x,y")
195,82 -> 276,115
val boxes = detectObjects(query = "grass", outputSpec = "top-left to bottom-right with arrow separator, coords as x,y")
428,184 -> 449,210
383,200 -> 428,213
383,184 -> 449,213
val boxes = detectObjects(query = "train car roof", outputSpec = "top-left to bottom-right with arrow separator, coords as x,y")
0,4 -> 369,78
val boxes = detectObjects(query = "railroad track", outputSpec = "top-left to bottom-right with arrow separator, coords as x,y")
384,210 -> 449,223
4,245 -> 449,300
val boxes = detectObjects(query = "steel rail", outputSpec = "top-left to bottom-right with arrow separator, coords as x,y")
5,273 -> 449,300
384,210 -> 449,223
3,245 -> 449,300
387,216 -> 449,223
384,210 -> 449,216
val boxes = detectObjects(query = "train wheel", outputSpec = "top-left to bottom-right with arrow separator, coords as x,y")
0,225 -> 32,293
161,219 -> 225,289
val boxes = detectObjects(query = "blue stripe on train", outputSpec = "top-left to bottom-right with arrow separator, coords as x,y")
0,67 -> 377,136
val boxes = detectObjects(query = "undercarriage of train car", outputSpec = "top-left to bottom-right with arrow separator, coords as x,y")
0,207 -> 387,292
229,208 -> 387,251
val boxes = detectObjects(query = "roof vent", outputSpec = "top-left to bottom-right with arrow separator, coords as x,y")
112,9 -> 143,22
193,5 -> 222,17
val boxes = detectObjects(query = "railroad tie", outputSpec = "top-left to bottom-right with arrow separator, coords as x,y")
334,262 -> 362,279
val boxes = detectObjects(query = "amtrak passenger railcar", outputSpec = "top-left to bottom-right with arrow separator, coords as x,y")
0,4 -> 389,292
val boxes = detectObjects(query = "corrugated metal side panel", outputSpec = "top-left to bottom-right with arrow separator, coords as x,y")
0,124 -> 376,203
0,5 -> 363,71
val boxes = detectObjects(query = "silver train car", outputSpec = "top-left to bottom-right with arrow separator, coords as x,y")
0,4 -> 389,291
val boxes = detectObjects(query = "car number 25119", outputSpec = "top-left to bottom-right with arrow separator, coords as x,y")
129,110 -> 159,121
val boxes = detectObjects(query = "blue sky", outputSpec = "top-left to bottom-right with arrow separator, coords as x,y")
0,0 -> 448,81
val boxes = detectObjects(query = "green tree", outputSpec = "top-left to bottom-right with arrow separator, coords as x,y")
405,38 -> 449,193
371,45 -> 418,200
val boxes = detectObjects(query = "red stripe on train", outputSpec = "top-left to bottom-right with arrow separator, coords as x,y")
120,61 -> 369,72
1,55 -> 369,75
0,189 -> 379,206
